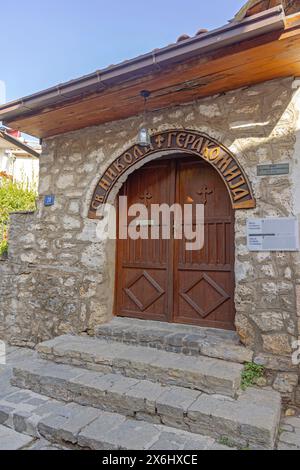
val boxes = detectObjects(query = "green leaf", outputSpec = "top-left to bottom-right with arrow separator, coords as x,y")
0,179 -> 37,251
241,362 -> 265,390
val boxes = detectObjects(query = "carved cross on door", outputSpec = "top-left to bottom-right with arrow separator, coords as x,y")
139,190 -> 153,207
197,185 -> 213,205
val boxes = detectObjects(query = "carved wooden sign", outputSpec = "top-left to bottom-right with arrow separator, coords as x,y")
88,130 -> 256,218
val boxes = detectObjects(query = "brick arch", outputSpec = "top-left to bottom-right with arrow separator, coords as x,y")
88,129 -> 255,219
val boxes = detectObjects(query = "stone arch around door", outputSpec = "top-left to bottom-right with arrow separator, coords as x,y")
87,129 -> 256,332
88,129 -> 256,219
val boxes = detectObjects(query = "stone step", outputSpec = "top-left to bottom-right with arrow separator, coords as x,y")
0,382 -> 231,450
11,359 -> 282,449
36,334 -> 243,397
95,318 -> 253,364
0,424 -> 34,450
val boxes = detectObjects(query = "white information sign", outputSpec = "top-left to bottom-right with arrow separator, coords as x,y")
247,218 -> 299,252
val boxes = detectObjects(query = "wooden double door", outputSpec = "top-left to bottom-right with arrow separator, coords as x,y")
115,155 -> 235,330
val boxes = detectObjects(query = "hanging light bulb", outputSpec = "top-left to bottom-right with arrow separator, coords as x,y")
138,90 -> 151,147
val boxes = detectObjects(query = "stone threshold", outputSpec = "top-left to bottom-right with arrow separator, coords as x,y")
95,317 -> 254,364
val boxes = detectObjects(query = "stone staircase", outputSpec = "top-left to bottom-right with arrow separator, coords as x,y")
4,318 -> 283,450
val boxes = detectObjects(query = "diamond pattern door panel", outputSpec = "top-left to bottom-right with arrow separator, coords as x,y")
180,274 -> 230,318
124,271 -> 165,312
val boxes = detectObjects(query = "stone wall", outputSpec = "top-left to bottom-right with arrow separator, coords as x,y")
1,76 -> 300,402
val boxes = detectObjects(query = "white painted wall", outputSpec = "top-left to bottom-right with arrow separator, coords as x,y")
13,156 -> 39,187
0,146 -> 39,187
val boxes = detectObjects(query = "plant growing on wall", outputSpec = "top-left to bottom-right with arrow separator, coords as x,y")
0,179 -> 37,256
241,362 -> 265,390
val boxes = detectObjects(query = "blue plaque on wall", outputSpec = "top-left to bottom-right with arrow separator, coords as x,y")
44,195 -> 55,207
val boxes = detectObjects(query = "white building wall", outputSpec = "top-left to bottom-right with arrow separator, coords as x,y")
0,148 -> 39,187
13,157 -> 39,187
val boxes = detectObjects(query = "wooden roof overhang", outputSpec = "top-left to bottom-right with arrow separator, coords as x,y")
1,6 -> 300,139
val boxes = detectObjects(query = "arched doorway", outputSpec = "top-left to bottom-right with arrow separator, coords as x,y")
115,154 -> 235,330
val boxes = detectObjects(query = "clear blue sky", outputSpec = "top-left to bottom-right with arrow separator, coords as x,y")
1,0 -> 245,102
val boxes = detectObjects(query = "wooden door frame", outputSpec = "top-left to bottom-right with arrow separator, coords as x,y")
113,153 -> 236,329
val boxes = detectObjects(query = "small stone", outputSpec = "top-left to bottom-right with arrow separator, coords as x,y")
235,315 -> 255,347
254,353 -> 297,371
273,373 -> 299,394
39,175 -> 51,193
255,377 -> 267,387
285,408 -> 297,417
262,334 -> 292,355
284,417 -> 300,429
200,340 -> 253,363
198,103 -> 221,117
251,312 -> 284,333
56,174 -> 74,189
81,245 -> 103,269
279,431 -> 300,447
63,216 -> 81,230
280,423 -> 294,432
68,200 -> 80,214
